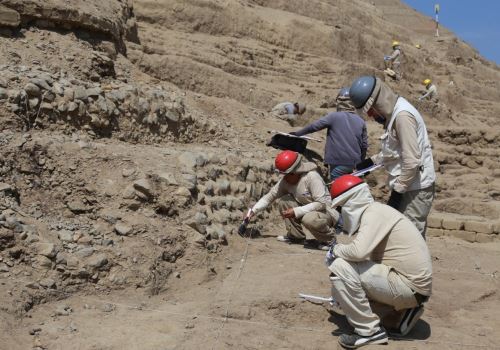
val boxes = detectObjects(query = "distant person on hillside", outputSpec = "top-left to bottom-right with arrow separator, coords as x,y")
384,41 -> 402,80
271,101 -> 306,125
247,150 -> 338,250
419,79 -> 438,102
325,175 -> 432,348
350,76 -> 436,238
289,87 -> 368,181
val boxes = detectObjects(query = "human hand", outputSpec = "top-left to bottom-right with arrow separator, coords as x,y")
355,158 -> 374,171
288,131 -> 298,136
324,245 -> 336,267
244,209 -> 255,221
281,208 -> 296,219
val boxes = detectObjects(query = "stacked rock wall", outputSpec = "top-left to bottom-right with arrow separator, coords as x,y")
427,214 -> 500,243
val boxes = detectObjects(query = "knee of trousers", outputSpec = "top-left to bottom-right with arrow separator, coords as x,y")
328,257 -> 356,279
301,212 -> 332,232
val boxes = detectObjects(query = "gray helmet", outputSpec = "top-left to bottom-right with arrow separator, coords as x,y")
349,76 -> 376,109
337,87 -> 350,99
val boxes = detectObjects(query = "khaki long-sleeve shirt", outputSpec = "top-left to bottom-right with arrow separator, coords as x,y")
392,112 -> 421,193
333,202 -> 432,296
372,112 -> 422,193
251,170 -> 330,218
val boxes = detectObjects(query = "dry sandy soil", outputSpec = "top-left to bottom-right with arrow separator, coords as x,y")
1,0 -> 500,349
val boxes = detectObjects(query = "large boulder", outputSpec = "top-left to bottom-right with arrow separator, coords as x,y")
0,0 -> 139,48
0,4 -> 20,27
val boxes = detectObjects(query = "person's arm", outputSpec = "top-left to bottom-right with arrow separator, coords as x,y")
388,49 -> 400,61
293,172 -> 329,218
419,89 -> 432,100
393,112 -> 421,193
360,123 -> 368,160
333,209 -> 392,261
271,104 -> 287,116
292,114 -> 332,137
251,181 -> 285,214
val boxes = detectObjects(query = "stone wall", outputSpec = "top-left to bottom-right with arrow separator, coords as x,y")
427,213 -> 500,243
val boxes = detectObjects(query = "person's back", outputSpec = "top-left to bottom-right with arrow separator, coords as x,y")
292,88 -> 368,180
325,111 -> 367,167
363,202 -> 432,296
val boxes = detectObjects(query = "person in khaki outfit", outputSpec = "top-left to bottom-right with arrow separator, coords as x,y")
325,175 -> 432,348
271,101 -> 306,125
384,41 -> 402,80
249,150 -> 338,250
350,76 -> 436,238
419,79 -> 438,102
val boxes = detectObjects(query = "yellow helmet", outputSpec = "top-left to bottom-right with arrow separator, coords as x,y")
423,79 -> 432,85
415,44 -> 421,49
392,41 -> 400,48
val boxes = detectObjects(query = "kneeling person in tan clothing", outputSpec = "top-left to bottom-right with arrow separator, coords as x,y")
325,175 -> 432,348
249,150 -> 338,250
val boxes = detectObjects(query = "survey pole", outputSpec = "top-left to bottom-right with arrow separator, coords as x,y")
434,4 -> 440,37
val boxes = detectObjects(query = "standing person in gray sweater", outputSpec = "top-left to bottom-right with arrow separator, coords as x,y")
290,88 -> 368,181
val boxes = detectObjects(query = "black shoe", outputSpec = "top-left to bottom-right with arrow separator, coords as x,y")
398,305 -> 424,336
303,239 -> 330,251
338,327 -> 388,348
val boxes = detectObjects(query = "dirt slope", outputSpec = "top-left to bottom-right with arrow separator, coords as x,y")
0,0 -> 499,349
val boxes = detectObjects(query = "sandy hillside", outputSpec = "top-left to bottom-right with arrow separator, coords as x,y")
0,0 -> 499,349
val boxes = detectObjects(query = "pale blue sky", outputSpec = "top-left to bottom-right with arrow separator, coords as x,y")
402,1 -> 500,65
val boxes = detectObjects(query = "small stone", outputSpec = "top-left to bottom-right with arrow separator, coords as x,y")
39,278 -> 56,289
35,242 -> 58,258
67,101 -> 78,112
67,199 -> 91,213
133,178 -> 154,199
64,88 -> 75,101
157,172 -> 178,185
30,78 -> 51,90
40,102 -> 53,111
180,173 -> 197,191
175,187 -> 192,198
101,303 -> 115,312
75,247 -> 94,258
0,263 -> 9,272
0,4 -> 20,27
24,83 -> 41,97
0,182 -> 12,192
186,212 -> 208,234
35,255 -> 53,269
0,87 -> 7,100
74,87 -> 88,100
122,168 -> 136,177
55,305 -> 72,316
114,222 -> 133,236
86,87 -> 102,98
87,254 -> 108,269
29,327 -> 42,335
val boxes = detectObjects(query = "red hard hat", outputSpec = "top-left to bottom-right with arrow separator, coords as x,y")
275,150 -> 300,174
330,175 -> 363,199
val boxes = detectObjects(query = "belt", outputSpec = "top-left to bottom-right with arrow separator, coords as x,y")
414,292 -> 429,305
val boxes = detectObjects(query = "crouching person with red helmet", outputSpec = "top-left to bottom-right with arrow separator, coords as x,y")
249,150 -> 338,250
325,175 -> 432,348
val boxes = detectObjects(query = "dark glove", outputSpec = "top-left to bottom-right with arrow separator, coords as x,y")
288,131 -> 298,136
387,190 -> 403,210
355,158 -> 374,170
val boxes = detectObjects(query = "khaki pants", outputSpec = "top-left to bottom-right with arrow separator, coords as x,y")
399,184 -> 435,238
277,196 -> 335,243
328,258 -> 419,336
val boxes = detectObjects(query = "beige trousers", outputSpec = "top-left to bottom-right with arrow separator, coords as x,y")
328,258 -> 419,336
277,196 -> 335,243
399,184 -> 435,238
